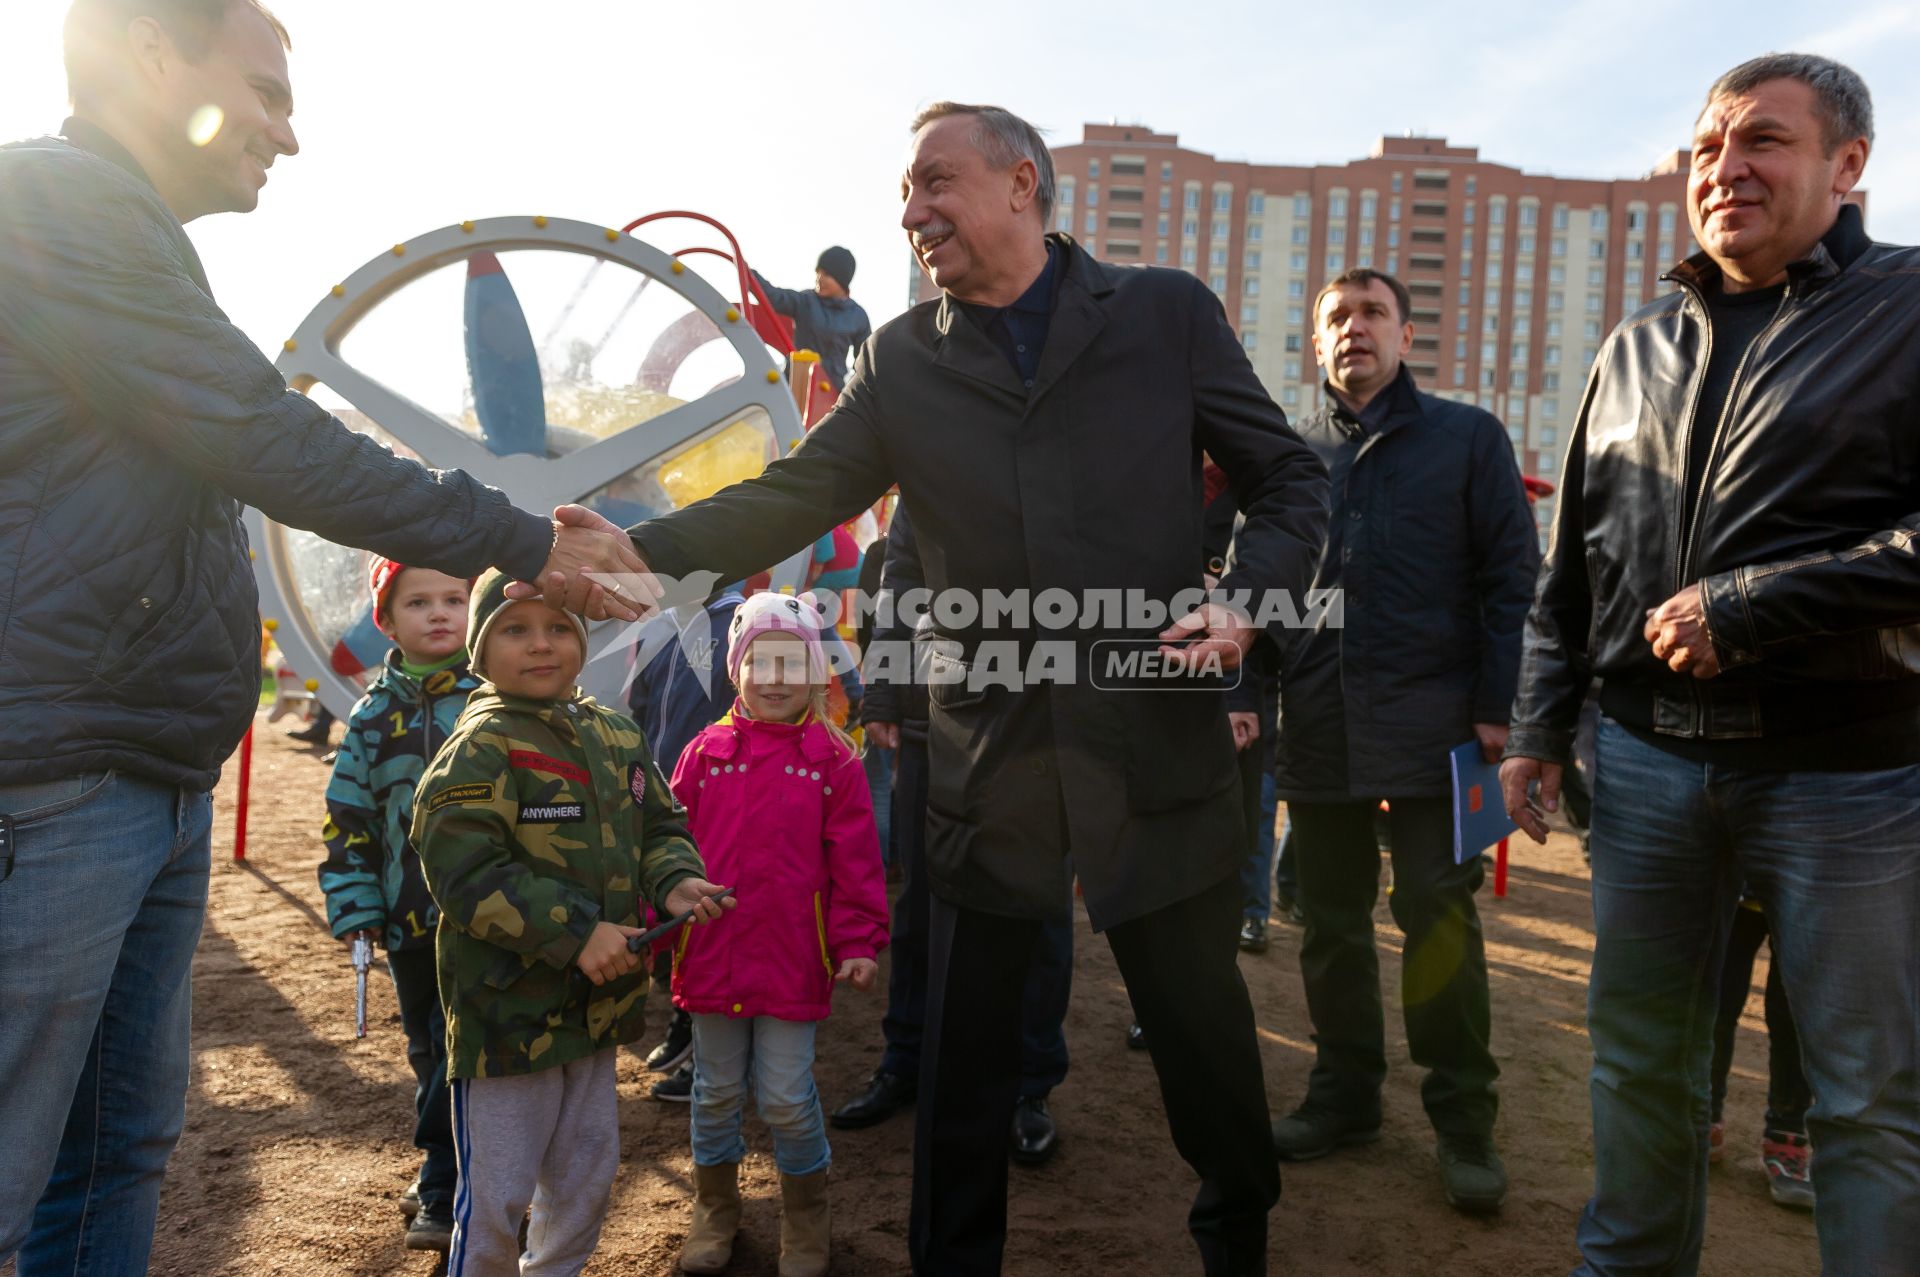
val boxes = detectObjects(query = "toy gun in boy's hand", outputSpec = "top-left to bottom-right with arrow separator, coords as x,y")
351,933 -> 373,1038
626,889 -> 737,953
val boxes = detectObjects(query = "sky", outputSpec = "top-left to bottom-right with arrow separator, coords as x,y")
3,0 -> 1916,365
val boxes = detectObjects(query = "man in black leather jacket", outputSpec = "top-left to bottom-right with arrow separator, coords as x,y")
1499,53 -> 1919,1276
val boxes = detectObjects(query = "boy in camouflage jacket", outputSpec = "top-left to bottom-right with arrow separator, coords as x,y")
317,559 -> 480,1251
413,569 -> 730,1276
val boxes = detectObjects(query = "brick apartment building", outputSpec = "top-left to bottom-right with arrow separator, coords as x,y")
909,121 -> 1865,533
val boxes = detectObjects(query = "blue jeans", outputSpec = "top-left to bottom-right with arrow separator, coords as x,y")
1577,719 -> 1920,1277
689,1015 -> 830,1175
0,771 -> 212,1275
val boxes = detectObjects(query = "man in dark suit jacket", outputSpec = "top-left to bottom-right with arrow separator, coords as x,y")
552,102 -> 1327,1276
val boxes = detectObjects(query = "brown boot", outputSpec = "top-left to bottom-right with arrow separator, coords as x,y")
777,1168 -> 830,1277
680,1161 -> 741,1273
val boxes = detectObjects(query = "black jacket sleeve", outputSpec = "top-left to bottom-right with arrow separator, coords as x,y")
862,504 -> 925,728
1467,412 -> 1543,723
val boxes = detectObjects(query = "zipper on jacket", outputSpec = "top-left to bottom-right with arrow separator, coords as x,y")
1669,275 -> 1796,590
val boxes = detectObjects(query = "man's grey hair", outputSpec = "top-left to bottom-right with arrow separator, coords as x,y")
910,102 -> 1057,223
1706,53 -> 1873,151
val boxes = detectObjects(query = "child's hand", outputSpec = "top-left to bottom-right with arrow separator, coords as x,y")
577,921 -> 644,986
834,957 -> 878,992
664,878 -> 735,924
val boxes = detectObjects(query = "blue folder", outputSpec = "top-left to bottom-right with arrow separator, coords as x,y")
1450,740 -> 1518,864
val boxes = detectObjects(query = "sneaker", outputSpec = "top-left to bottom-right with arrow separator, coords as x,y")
1270,1100 -> 1382,1162
1238,917 -> 1269,954
1707,1120 -> 1725,1165
1762,1129 -> 1815,1211
399,1179 -> 421,1220
644,1009 -> 693,1073
1436,1133 -> 1508,1214
405,1205 -> 453,1252
650,1061 -> 694,1102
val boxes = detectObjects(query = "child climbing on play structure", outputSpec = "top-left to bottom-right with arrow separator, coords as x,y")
315,558 -> 481,1253
413,571 -> 731,1277
670,592 -> 890,1277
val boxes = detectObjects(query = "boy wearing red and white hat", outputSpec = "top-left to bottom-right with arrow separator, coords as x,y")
315,560 -> 478,1252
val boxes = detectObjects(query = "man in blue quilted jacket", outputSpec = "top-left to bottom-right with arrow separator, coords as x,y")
0,4 -> 644,1271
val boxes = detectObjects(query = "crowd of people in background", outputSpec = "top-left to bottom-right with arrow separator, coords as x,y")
1,2 -> 1916,1276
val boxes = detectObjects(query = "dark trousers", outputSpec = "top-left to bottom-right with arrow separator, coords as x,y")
386,946 -> 457,1211
1288,797 -> 1498,1138
880,736 -> 1071,1096
1708,902 -> 1810,1133
908,874 -> 1278,1276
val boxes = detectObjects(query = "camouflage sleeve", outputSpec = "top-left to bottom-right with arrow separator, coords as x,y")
631,738 -> 707,913
414,730 -> 602,971
317,716 -> 385,941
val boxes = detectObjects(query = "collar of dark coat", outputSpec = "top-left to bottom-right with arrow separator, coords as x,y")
931,232 -> 1113,405
1325,364 -> 1423,440
1664,202 -> 1870,295
59,116 -> 156,191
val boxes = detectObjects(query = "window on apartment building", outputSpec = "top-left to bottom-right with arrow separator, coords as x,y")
1184,218 -> 1199,237
1240,303 -> 1259,323
1325,252 -> 1344,274
1518,234 -> 1535,254
1490,201 -> 1506,226
1459,284 -> 1471,305
1210,248 -> 1227,267
1386,253 -> 1398,273
1287,305 -> 1304,324
1516,264 -> 1533,282
1547,317 -> 1563,338
1087,183 -> 1099,207
1515,289 -> 1531,309
1458,312 -> 1470,332
1213,190 -> 1232,212
1553,207 -> 1569,230
1156,244 -> 1168,263
1160,189 -> 1172,209
1360,194 -> 1377,220
1485,260 -> 1501,283
1519,203 -> 1537,227
1586,294 -> 1604,314
1589,240 -> 1606,259
1549,292 -> 1564,312
1056,211 -> 1071,232
1507,423 -> 1524,443
1210,272 -> 1227,292
1290,251 -> 1306,271
1584,319 -> 1602,339
1628,241 -> 1644,260
1591,208 -> 1608,232
1249,192 -> 1266,214
1242,331 -> 1257,351
1390,197 -> 1401,221
1182,246 -> 1197,266
1482,368 -> 1497,388
1510,369 -> 1527,390
1546,345 -> 1561,365
1186,188 -> 1201,210
1483,313 -> 1500,334
1085,212 -> 1097,234
1247,224 -> 1263,241
1459,255 -> 1473,279
1329,194 -> 1348,218
1481,342 -> 1496,363
1392,173 -> 1403,192
1455,336 -> 1468,358
1284,358 -> 1300,379
1659,207 -> 1676,234
1464,204 -> 1476,226
1583,346 -> 1598,366
1627,209 -> 1644,231
1162,161 -> 1173,180
1551,237 -> 1567,257
1246,250 -> 1261,269
1158,215 -> 1170,236
1108,241 -> 1140,257
1541,398 -> 1558,419
1462,230 -> 1474,253
1112,158 -> 1145,176
1328,226 -> 1346,246
1288,279 -> 1305,298
1512,342 -> 1529,364
1513,316 -> 1530,337
1293,194 -> 1311,218
1453,365 -> 1466,387
1285,333 -> 1301,352
1283,386 -> 1299,406
1488,231 -> 1502,253
1466,175 -> 1477,195
1543,372 -> 1560,391
1622,289 -> 1642,309
1550,264 -> 1566,284
1060,179 -> 1075,206
1212,220 -> 1229,239
1292,226 -> 1309,245
1538,453 -> 1557,474
1541,426 -> 1557,445
1360,227 -> 1375,247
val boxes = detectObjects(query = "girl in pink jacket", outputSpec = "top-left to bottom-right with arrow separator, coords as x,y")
668,591 -> 889,1277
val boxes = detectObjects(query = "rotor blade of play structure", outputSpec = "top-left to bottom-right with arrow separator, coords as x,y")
464,251 -> 547,458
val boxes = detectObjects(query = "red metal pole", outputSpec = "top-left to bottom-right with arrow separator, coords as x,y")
234,723 -> 253,862
1493,836 -> 1509,898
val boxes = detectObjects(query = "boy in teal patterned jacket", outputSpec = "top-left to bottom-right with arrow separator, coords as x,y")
316,558 -> 478,1253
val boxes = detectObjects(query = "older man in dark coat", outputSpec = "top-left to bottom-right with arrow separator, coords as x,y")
563,103 -> 1327,1275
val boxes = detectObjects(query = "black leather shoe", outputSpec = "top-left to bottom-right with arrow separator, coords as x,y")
829,1069 -> 915,1130
1238,917 -> 1269,953
1270,1099 -> 1382,1161
1010,1095 -> 1059,1166
1126,1021 -> 1148,1051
